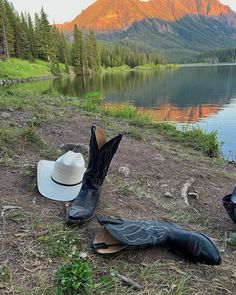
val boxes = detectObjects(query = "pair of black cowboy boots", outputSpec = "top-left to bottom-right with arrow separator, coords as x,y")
66,125 -> 221,266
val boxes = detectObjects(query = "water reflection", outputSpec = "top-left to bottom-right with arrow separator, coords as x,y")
8,65 -> 236,158
138,104 -> 221,123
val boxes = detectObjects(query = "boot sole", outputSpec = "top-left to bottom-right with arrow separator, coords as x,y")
65,211 -> 95,225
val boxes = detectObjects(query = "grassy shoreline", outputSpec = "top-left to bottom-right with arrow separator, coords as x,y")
0,58 -> 68,81
102,63 -> 177,73
0,88 -> 222,159
0,58 -> 177,82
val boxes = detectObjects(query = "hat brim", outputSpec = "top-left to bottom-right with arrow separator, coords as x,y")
37,160 -> 86,202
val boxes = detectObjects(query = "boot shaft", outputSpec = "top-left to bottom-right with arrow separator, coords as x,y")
83,126 -> 122,188
93,217 -> 221,265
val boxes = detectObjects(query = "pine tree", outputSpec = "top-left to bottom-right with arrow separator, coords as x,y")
71,25 -> 83,75
35,8 -> 61,75
20,13 -> 32,60
0,2 -> 9,59
36,7 -> 52,60
27,13 -> 36,59
85,31 -> 101,72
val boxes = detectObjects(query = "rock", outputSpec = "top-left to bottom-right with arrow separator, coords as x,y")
155,153 -> 165,161
60,143 -> 88,155
1,112 -> 11,119
164,191 -> 173,198
118,167 -> 131,177
188,192 -> 199,199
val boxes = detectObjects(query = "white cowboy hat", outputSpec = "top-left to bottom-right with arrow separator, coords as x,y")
37,151 -> 86,202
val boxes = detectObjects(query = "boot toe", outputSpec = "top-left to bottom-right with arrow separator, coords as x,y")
67,206 -> 92,223
194,233 -> 222,265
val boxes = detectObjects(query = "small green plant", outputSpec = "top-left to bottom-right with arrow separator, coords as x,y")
123,129 -> 143,140
4,210 -> 27,223
81,92 -> 104,112
227,232 -> 236,249
27,113 -> 47,127
102,103 -> 151,125
0,266 -> 11,283
55,256 -> 93,295
38,226 -> 80,259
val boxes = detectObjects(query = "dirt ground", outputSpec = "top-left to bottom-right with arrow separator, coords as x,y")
1,106 -> 236,294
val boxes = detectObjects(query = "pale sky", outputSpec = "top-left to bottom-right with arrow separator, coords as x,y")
10,0 -> 236,24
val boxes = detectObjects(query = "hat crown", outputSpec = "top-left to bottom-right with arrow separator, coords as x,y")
56,151 -> 85,169
52,151 -> 85,185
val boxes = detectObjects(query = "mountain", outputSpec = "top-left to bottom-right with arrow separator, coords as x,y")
57,0 -> 236,62
97,15 -> 236,62
58,0 -> 236,32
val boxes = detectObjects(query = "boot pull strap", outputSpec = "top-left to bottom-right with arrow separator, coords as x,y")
92,242 -> 123,250
97,216 -> 124,225
95,127 -> 106,149
92,243 -> 109,250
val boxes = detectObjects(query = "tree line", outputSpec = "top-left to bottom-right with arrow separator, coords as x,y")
0,0 -> 166,76
198,48 -> 236,64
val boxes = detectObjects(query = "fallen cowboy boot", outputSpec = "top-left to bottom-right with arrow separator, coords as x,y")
222,187 -> 236,224
92,217 -> 222,265
66,126 -> 122,223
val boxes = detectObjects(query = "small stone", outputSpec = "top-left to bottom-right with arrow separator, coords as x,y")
164,192 -> 173,198
188,192 -> 199,199
118,167 -> 131,177
1,112 -> 11,119
60,143 -> 88,155
155,153 -> 165,161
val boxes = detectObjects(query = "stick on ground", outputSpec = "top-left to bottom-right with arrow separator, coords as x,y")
180,178 -> 195,206
111,272 -> 143,290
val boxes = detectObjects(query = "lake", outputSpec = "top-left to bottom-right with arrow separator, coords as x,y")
9,65 -> 236,160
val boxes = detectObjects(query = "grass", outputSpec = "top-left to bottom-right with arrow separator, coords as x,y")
102,103 -> 151,125
102,64 -> 177,73
123,129 -> 143,141
0,58 -> 52,80
102,64 -> 132,73
0,58 -> 68,80
0,124 -> 57,165
227,232 -> 236,249
37,226 -> 81,260
0,266 -> 11,283
153,123 -> 222,158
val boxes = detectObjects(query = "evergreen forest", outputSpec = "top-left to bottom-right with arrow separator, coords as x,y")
0,0 -> 166,76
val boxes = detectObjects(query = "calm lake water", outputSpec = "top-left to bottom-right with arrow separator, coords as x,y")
10,65 -> 236,160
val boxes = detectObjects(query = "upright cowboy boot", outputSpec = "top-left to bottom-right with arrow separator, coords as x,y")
93,217 -> 222,265
66,126 -> 122,223
222,187 -> 236,224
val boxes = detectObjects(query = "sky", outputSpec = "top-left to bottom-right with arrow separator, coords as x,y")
10,0 -> 236,24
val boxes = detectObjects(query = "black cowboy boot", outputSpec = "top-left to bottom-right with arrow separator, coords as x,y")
223,187 -> 236,224
92,217 -> 222,265
66,126 -> 122,223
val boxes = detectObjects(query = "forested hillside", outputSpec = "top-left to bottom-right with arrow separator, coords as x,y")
97,16 -> 236,63
198,48 -> 236,63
